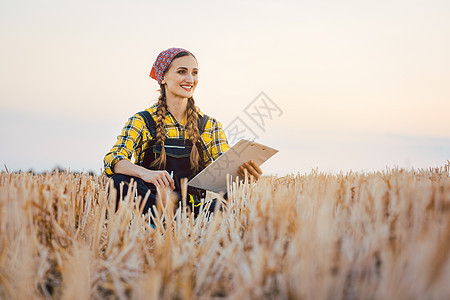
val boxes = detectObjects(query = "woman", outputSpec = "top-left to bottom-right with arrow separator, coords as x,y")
103,47 -> 262,214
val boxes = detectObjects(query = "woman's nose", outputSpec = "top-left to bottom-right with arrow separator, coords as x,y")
185,73 -> 194,83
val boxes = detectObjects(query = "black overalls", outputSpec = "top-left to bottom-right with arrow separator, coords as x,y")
110,110 -> 211,215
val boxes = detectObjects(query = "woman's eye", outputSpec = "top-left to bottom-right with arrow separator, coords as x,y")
178,70 -> 197,75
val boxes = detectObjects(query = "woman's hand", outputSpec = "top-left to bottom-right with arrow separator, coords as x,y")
139,169 -> 175,189
238,160 -> 263,181
113,160 -> 175,189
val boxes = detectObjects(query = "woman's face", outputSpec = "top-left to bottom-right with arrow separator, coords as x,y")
162,55 -> 198,100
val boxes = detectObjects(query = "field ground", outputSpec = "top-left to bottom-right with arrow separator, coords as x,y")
0,164 -> 449,299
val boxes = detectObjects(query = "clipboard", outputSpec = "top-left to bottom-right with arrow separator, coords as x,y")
187,139 -> 278,193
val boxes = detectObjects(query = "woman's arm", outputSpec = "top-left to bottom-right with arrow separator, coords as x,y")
104,113 -> 174,189
114,159 -> 175,189
103,115 -> 144,176
206,117 -> 230,164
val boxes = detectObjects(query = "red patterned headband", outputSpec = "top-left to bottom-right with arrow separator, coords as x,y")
149,47 -> 188,84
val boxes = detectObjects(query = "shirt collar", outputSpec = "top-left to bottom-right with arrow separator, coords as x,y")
149,102 -> 204,124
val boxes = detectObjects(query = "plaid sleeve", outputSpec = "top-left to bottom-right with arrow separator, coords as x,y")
103,115 -> 145,176
203,117 -> 229,166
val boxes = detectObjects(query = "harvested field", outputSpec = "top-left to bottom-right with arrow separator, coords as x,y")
0,164 -> 449,299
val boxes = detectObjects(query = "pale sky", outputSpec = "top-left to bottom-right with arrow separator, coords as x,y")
1,0 -> 449,175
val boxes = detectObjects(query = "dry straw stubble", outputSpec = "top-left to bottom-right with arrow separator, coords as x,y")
0,163 -> 449,299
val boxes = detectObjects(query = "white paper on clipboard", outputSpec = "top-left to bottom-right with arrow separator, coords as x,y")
187,139 -> 278,193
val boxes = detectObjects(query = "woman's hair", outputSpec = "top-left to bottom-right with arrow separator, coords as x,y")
150,51 -> 201,172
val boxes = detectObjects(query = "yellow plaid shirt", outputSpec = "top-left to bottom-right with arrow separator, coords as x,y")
103,103 -> 229,176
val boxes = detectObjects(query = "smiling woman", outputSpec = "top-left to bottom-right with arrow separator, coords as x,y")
103,47 -> 263,215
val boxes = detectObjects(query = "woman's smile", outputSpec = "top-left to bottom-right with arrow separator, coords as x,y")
180,85 -> 193,91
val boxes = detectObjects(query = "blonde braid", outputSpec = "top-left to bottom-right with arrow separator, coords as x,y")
150,85 -> 167,169
186,97 -> 201,172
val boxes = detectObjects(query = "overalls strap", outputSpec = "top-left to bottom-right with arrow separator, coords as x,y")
197,113 -> 210,135
137,110 -> 157,138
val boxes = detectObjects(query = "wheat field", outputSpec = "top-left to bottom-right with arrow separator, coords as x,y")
0,163 -> 449,299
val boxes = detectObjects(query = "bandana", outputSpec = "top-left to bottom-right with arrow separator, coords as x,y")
149,47 -> 188,84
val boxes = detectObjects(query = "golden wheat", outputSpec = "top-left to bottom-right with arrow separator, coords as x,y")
0,163 -> 449,299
